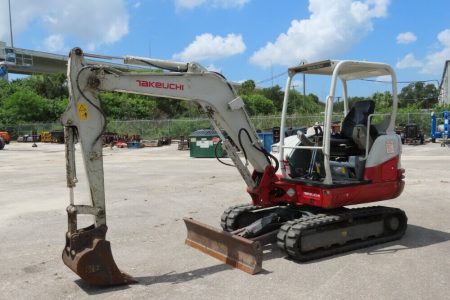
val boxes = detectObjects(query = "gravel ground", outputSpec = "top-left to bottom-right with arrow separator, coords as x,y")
0,141 -> 449,299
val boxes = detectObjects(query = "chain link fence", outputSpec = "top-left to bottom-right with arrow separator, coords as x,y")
0,112 -> 436,140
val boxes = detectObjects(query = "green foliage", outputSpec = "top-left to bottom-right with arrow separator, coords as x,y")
371,91 -> 393,110
0,79 -> 15,100
1,89 -> 51,123
398,82 -> 438,108
435,102 -> 450,112
260,85 -> 284,111
238,80 -> 256,96
242,94 -> 275,115
155,97 -> 190,119
288,90 -> 323,114
0,72 -> 445,135
100,92 -> 202,120
14,73 -> 68,99
0,74 -> 68,123
100,92 -> 158,120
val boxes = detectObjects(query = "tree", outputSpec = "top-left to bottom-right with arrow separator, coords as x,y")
238,80 -> 256,96
1,89 -> 52,123
100,92 -> 158,120
0,79 -> 15,101
13,74 -> 68,100
288,90 -> 323,114
260,85 -> 284,111
371,91 -> 392,111
242,94 -> 275,115
398,82 -> 438,108
155,98 -> 187,119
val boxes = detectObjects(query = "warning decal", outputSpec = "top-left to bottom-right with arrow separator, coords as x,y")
385,140 -> 394,154
77,103 -> 88,121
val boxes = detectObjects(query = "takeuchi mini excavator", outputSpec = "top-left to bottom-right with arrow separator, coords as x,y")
62,48 -> 406,286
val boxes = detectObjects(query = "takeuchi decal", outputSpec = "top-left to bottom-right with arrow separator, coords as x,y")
136,79 -> 184,90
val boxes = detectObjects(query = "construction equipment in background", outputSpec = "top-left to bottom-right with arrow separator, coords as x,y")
141,139 -> 162,147
51,131 -> 65,143
17,132 -> 39,143
160,136 -> 172,145
0,131 -> 10,149
102,133 -> 141,148
38,130 -> 64,143
396,123 -> 424,145
178,135 -> 189,150
62,49 -> 406,286
40,132 -> 53,143
139,137 -> 172,147
431,111 -> 449,146
0,131 -> 10,144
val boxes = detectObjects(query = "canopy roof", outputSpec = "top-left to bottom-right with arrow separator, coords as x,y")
288,60 -> 393,81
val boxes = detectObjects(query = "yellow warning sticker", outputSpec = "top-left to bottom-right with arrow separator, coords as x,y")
77,103 -> 88,121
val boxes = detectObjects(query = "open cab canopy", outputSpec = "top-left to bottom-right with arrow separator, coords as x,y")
279,60 -> 399,185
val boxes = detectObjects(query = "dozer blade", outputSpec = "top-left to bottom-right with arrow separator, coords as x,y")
183,218 -> 263,274
62,225 -> 136,286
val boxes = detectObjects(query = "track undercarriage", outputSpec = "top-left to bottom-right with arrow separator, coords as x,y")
184,203 -> 407,274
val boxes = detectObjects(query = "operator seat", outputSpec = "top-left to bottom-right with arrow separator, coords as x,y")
330,100 -> 377,156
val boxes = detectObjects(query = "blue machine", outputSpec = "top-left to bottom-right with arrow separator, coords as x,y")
0,65 -> 7,78
431,111 -> 449,143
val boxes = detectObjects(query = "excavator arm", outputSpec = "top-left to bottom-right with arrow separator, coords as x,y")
61,48 -> 276,285
62,49 -> 408,286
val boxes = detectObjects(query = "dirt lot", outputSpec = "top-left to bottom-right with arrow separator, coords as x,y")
1,141 -> 449,299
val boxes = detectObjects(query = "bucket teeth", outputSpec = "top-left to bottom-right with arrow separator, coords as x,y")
62,225 -> 136,286
183,218 -> 263,274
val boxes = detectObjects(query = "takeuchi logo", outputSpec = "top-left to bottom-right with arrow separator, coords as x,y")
136,79 -> 184,90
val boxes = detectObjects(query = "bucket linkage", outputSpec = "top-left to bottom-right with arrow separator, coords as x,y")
62,126 -> 134,286
62,205 -> 136,286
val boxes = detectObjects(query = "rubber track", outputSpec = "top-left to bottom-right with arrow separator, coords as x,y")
220,204 -> 258,231
277,206 -> 407,261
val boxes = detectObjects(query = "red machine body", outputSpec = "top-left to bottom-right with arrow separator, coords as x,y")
249,155 -> 404,209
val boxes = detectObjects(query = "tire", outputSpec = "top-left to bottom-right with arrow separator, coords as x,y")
0,137 -> 4,150
431,137 -> 436,143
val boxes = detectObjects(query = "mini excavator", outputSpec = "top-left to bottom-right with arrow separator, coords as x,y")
62,48 -> 406,285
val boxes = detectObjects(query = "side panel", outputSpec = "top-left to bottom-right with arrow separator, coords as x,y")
287,178 -> 404,209
365,134 -> 402,169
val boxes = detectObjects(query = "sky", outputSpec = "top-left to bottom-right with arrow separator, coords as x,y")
1,0 -> 449,100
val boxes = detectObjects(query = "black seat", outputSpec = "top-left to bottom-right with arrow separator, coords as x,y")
331,100 -> 377,156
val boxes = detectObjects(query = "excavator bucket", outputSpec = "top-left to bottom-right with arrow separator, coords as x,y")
62,225 -> 136,286
183,218 -> 263,274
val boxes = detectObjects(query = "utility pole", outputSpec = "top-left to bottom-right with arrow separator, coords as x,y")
303,72 -> 306,98
8,0 -> 14,47
270,63 -> 274,87
302,60 -> 306,98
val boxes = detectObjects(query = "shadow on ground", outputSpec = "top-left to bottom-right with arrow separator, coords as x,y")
74,224 -> 448,294
282,224 -> 450,264
75,264 -> 272,294
365,224 -> 450,255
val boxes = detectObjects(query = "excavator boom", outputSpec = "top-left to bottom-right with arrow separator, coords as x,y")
62,48 -> 406,286
62,48 -> 272,285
